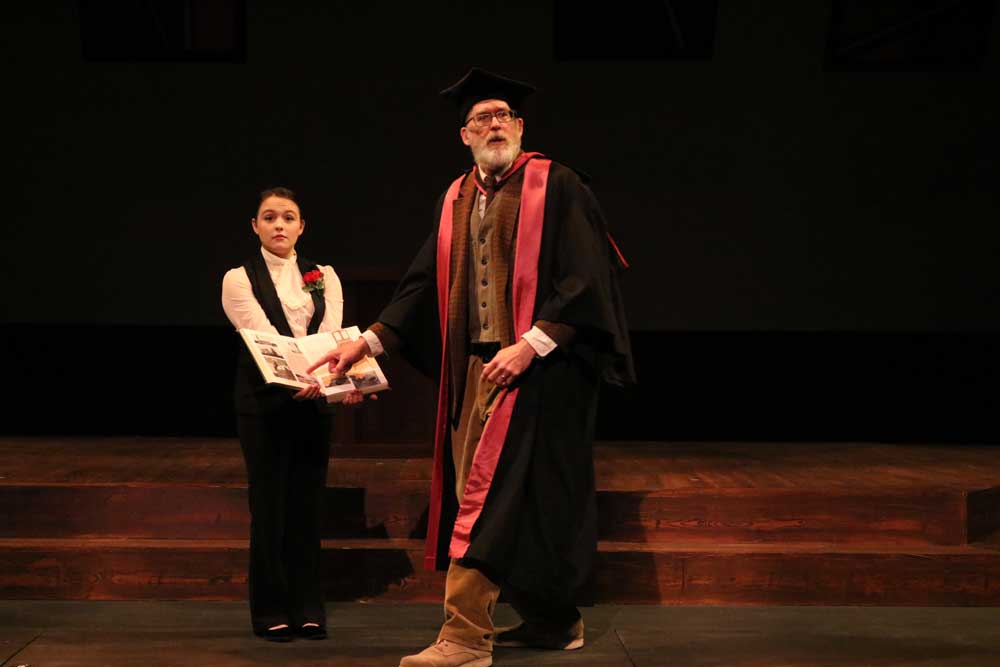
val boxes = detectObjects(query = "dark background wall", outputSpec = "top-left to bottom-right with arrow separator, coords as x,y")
3,1 -> 999,443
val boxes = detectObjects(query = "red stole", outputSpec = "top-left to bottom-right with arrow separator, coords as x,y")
424,155 -> 552,569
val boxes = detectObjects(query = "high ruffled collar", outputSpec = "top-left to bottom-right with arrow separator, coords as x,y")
261,245 -> 296,267
260,246 -> 310,310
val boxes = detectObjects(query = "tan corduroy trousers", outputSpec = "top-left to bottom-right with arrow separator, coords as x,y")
437,355 -> 503,651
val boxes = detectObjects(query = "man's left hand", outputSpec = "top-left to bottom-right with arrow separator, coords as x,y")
481,339 -> 536,387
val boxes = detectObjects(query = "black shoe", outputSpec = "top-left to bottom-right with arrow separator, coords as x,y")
495,618 -> 584,650
297,623 -> 328,640
255,624 -> 294,642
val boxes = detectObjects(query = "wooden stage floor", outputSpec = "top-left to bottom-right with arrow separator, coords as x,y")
1,601 -> 998,666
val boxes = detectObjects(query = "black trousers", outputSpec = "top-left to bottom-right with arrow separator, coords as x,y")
237,401 -> 332,633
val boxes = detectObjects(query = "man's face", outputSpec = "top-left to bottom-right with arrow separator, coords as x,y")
460,99 -> 524,175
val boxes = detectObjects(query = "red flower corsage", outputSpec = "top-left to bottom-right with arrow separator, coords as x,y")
302,269 -> 325,293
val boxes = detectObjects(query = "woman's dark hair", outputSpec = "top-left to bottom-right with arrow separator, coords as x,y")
257,186 -> 301,214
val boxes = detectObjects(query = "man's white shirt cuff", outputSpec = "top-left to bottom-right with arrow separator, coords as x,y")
360,329 -> 384,356
521,326 -> 557,358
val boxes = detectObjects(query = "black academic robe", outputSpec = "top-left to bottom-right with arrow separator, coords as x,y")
377,157 -> 634,599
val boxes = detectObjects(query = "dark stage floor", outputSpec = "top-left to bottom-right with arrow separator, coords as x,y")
1,601 -> 999,666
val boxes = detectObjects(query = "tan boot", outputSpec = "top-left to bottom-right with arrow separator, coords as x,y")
398,639 -> 492,667
494,617 -> 584,650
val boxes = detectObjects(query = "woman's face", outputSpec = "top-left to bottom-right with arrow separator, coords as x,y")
252,196 -> 303,258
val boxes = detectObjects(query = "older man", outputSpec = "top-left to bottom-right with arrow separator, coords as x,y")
311,67 -> 633,667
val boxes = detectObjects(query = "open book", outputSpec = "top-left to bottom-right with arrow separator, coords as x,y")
238,326 -> 389,403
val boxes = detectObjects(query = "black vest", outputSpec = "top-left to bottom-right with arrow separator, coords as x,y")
234,252 -> 329,415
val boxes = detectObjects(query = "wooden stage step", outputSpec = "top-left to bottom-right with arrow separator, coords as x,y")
2,438 -> 999,605
1,483 -> 993,545
2,537 -> 999,605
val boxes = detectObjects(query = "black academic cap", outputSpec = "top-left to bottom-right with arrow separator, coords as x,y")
440,67 -> 536,125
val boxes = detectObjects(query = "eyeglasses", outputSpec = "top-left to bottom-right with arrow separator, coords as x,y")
464,109 -> 518,129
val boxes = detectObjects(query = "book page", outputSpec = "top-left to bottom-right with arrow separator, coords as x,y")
294,331 -> 349,400
277,335 -> 327,387
239,330 -> 311,390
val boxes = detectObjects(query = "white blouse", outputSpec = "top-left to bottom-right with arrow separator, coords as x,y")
221,247 -> 344,337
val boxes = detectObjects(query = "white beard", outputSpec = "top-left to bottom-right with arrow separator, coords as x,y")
472,135 -> 522,176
